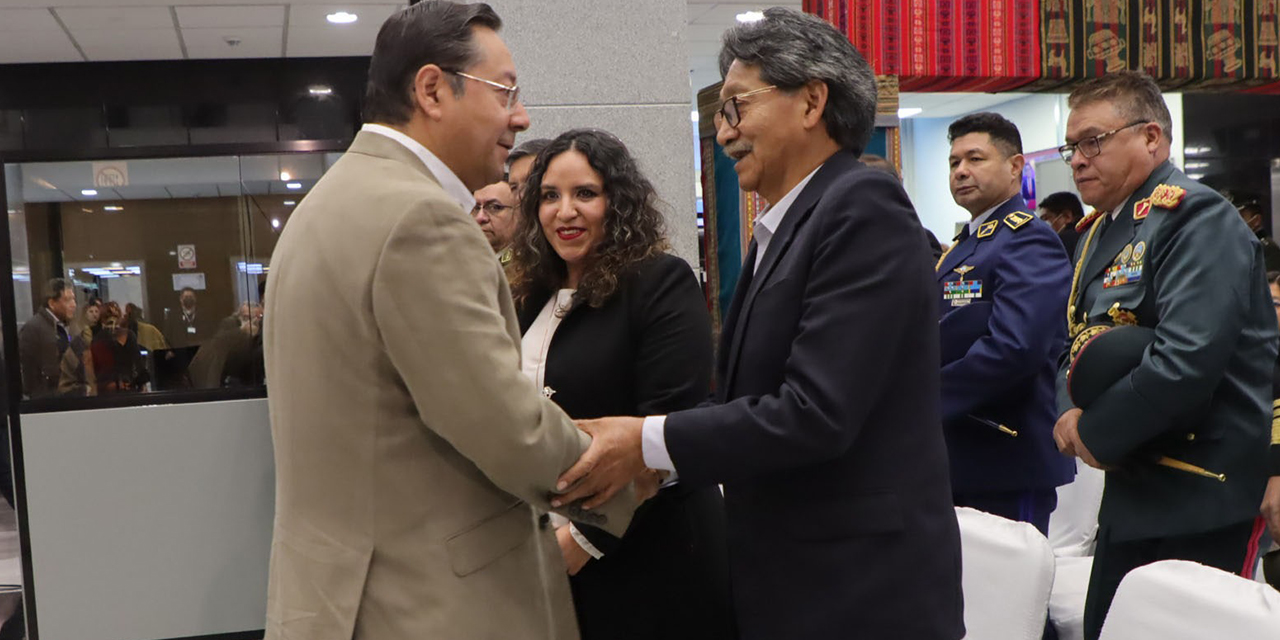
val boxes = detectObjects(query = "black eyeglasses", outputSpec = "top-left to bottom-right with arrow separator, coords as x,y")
1058,121 -> 1148,162
471,201 -> 513,216
713,85 -> 778,129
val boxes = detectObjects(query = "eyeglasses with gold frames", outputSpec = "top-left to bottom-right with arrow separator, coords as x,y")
713,85 -> 779,129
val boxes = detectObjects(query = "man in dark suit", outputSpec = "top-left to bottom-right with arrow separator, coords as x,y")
18,277 -> 77,399
938,112 -> 1075,534
163,286 -> 217,349
553,8 -> 964,639
1039,191 -> 1086,258
1051,71 -> 1275,640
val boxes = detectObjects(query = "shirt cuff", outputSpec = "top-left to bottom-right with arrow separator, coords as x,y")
642,415 -> 677,472
568,524 -> 604,560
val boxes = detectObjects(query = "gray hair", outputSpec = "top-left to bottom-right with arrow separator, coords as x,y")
506,138 -> 552,172
718,7 -> 877,154
1068,71 -> 1173,143
362,1 -> 502,124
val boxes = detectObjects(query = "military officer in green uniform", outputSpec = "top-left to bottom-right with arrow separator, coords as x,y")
1051,71 -> 1276,640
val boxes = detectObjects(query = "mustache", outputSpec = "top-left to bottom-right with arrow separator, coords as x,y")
724,142 -> 752,158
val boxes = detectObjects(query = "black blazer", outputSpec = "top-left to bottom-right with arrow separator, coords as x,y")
18,310 -> 67,399
518,253 -> 734,640
664,151 -> 965,640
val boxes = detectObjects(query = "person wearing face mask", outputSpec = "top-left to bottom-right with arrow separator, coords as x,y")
936,112 -> 1074,535
90,302 -> 147,394
1051,71 -> 1275,640
163,287 -> 216,349
508,129 -> 733,640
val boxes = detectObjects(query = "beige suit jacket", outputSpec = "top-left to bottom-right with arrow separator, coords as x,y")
263,131 -> 634,640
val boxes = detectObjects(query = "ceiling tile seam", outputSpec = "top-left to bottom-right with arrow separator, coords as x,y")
170,6 -> 190,59
281,4 -> 290,57
48,7 -> 89,62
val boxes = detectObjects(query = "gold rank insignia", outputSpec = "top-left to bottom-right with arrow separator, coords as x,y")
1003,211 -> 1034,230
1133,198 -> 1152,220
1149,184 -> 1186,209
977,220 -> 999,238
954,265 -> 975,277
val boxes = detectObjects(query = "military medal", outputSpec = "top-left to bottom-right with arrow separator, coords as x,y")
942,279 -> 982,306
953,265 -> 975,277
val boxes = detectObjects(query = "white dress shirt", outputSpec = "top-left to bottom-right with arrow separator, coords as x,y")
361,123 -> 477,213
967,198 -> 1010,235
641,165 -> 823,472
518,290 -> 605,559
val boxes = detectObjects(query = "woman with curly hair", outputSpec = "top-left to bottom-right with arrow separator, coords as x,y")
510,129 -> 734,640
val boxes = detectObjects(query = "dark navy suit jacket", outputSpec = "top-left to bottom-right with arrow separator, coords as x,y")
664,151 -> 965,640
937,195 -> 1076,494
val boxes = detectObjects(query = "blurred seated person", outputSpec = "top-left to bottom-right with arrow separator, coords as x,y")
70,295 -> 102,343
91,302 -> 147,394
509,129 -> 734,640
507,137 -> 552,197
125,303 -> 169,353
1229,191 -> 1280,272
18,278 -> 77,399
472,180 -> 518,265
860,152 -> 944,261
1037,191 -> 1085,258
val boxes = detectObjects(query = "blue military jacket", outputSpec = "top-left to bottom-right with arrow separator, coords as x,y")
937,195 -> 1075,493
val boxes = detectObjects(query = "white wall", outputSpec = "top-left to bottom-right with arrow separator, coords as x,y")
903,92 -> 1185,242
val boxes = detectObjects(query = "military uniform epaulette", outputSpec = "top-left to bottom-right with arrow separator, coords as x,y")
1149,184 -> 1187,210
1076,209 -> 1104,232
1002,211 -> 1034,231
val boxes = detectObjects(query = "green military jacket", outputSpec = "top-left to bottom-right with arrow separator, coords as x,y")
1057,160 -> 1276,541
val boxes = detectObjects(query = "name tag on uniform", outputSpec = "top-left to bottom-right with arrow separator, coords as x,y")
943,280 -> 982,306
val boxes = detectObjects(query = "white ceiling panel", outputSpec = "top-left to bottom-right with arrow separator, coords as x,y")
899,93 -> 1032,119
287,3 -> 401,27
0,29 -> 82,63
55,5 -> 175,30
287,25 -> 378,57
176,5 -> 286,28
74,27 -> 184,60
0,8 -> 63,31
183,26 -> 282,58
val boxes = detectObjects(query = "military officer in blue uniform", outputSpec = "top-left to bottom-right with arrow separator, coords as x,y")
937,112 -> 1075,534
1051,72 -> 1275,640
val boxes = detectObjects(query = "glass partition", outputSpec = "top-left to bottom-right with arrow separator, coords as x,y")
8,152 -> 333,403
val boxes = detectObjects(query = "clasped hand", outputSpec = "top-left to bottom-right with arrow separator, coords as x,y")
550,416 -> 654,510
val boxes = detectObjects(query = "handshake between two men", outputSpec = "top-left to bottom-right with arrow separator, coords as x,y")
552,417 -> 656,512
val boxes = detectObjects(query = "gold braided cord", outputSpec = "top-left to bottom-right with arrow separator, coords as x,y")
1272,400 -> 1280,446
935,241 -> 957,272
1067,214 -> 1109,337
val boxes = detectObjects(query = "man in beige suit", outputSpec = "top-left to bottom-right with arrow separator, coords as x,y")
263,3 -> 635,638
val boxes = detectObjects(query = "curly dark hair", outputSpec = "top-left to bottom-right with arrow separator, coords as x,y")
509,129 -> 669,310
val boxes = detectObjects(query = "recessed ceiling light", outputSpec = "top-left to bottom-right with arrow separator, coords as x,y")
279,171 -> 291,181
81,189 -> 98,196
286,182 -> 302,190
309,86 -> 334,96
897,107 -> 923,119
283,200 -> 296,206
327,11 -> 357,24
271,218 -> 281,229
104,205 -> 124,212
736,11 -> 765,22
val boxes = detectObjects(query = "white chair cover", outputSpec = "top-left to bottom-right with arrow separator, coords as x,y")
955,506 -> 1056,640
1048,459 -> 1106,557
1098,559 -> 1280,640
